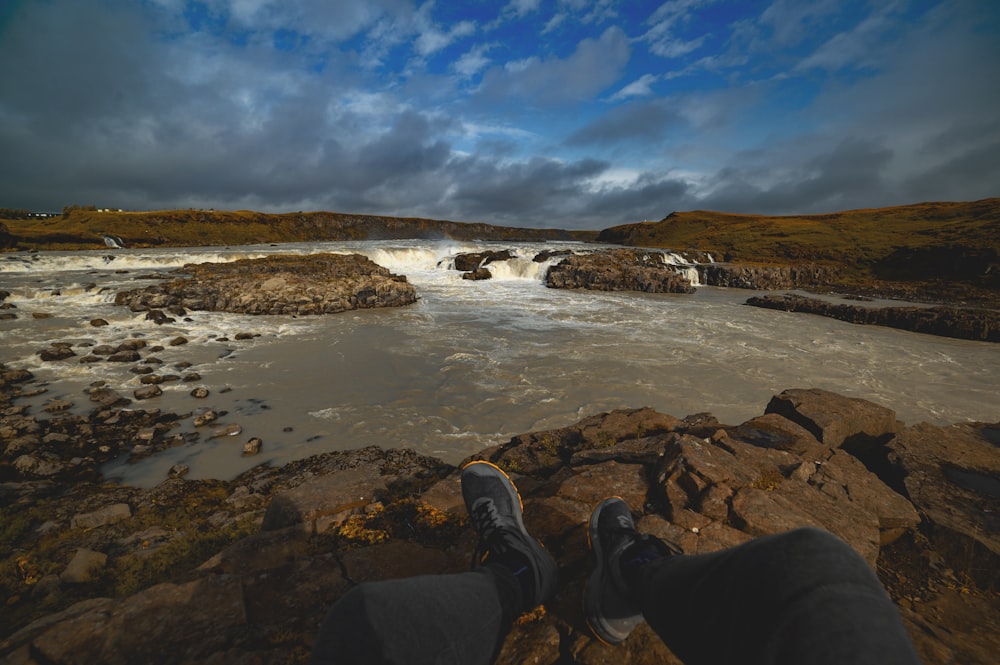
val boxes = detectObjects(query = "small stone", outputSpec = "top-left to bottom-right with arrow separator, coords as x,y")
90,318 -> 109,327
32,312 -> 54,319
168,463 -> 190,479
131,365 -> 154,375
193,410 -> 217,426
134,385 -> 162,400
71,503 -> 132,530
190,387 -> 210,399
78,354 -> 102,363
60,548 -> 108,584
243,437 -> 262,456
140,374 -> 165,385
119,339 -> 147,351
175,361 -> 193,369
235,332 -> 255,340
38,346 -> 76,361
183,372 -> 202,382
169,336 -> 189,346
43,399 -> 74,413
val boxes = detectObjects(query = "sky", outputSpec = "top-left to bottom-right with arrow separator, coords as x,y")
1,0 -> 998,229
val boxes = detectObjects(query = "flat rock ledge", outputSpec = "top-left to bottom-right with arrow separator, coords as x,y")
747,293 -> 1000,342
546,249 -> 696,293
2,389 -> 997,664
113,253 -> 416,315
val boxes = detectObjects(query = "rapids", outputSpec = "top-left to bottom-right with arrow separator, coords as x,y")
1,240 -> 996,487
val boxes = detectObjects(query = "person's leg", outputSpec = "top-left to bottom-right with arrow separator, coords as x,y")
311,461 -> 557,665
634,527 -> 920,665
309,564 -> 520,665
586,497 -> 920,665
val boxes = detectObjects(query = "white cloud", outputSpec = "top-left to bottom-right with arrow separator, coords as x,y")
453,43 -> 495,78
609,73 -> 659,101
542,12 -> 567,34
641,0 -> 713,58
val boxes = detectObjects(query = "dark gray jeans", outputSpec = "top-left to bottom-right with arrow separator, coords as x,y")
309,527 -> 920,665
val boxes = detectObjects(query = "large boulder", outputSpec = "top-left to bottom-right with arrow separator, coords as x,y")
888,421 -> 1000,587
114,253 -> 416,316
545,249 -> 695,293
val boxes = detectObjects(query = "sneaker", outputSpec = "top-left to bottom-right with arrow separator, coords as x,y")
461,460 -> 557,609
585,497 -> 675,644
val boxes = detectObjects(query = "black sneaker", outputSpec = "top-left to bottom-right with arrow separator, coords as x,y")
585,497 -> 675,644
461,461 -> 557,609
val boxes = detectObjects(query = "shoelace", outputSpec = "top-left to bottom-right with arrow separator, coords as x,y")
470,498 -> 514,568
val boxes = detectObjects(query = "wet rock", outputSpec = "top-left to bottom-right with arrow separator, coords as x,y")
130,365 -> 154,375
85,386 -> 131,408
91,344 -> 116,356
210,423 -> 242,439
119,339 -> 147,351
134,385 -> 162,400
190,386 -> 210,398
145,309 -> 175,325
746,294 -> 1000,342
533,249 -> 573,263
546,249 -> 696,293
71,503 -> 132,530
140,374 -> 165,385
114,253 -> 418,316
235,332 -> 256,340
89,318 -> 109,327
243,437 -> 262,456
60,548 -> 108,584
43,399 -> 74,413
78,354 -> 102,363
453,250 -> 514,271
107,350 -> 141,362
183,373 -> 202,382
193,410 -> 217,426
168,463 -> 190,479
169,336 -> 188,346
38,345 -> 76,362
462,267 -> 493,280
32,312 -> 54,319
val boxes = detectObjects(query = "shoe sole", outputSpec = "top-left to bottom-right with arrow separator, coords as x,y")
584,496 -> 626,646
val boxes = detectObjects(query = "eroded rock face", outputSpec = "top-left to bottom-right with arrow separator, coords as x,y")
699,263 -> 837,289
453,250 -> 514,272
746,293 -> 1000,342
545,249 -> 695,293
113,253 -> 416,316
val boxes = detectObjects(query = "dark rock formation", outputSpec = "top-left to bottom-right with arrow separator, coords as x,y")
114,254 -> 417,316
532,249 -> 573,263
698,263 -> 838,289
545,249 -> 696,293
461,268 -> 492,280
746,294 -> 1000,342
453,250 -> 514,272
0,222 -> 15,249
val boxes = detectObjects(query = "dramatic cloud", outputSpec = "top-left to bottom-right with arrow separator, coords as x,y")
0,0 -> 997,228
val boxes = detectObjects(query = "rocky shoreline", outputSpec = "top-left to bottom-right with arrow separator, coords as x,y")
1,362 -> 997,663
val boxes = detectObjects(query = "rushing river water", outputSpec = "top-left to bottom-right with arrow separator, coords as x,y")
1,240 -> 997,487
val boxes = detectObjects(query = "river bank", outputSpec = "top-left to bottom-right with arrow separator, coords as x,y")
1,377 -> 997,663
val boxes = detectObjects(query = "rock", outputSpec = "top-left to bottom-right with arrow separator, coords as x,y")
145,309 -> 175,325
169,336 -> 188,346
234,332 -> 255,340
182,372 -> 202,382
746,294 -> 1000,342
107,350 -> 141,362
453,250 -> 514,271
533,249 -> 573,263
210,423 -> 242,439
114,253 -> 418,316
133,385 -> 162,400
38,345 -> 76,362
71,503 -> 132,530
699,264 -> 838,289
139,374 -> 164,385
193,410 -> 217,426
43,399 -> 74,413
765,388 -> 899,458
243,437 -> 262,456
91,344 -> 116,356
546,249 -> 696,293
85,386 -> 131,408
60,548 -> 108,583
462,267 -> 493,280
888,421 -> 1000,587
32,312 -> 54,319
190,386 -> 210,398
89,318 -> 109,327
168,463 -> 190,479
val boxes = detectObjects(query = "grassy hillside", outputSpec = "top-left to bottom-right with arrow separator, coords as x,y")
1,209 -> 597,250
599,199 -> 1000,299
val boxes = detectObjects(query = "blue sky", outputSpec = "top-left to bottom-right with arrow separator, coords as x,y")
1,0 -> 998,228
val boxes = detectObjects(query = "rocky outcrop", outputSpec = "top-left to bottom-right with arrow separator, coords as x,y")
114,254 -> 416,316
0,222 -> 15,249
1,386 -> 996,664
699,263 -> 838,289
746,293 -> 1000,342
545,249 -> 695,293
453,250 -> 514,272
